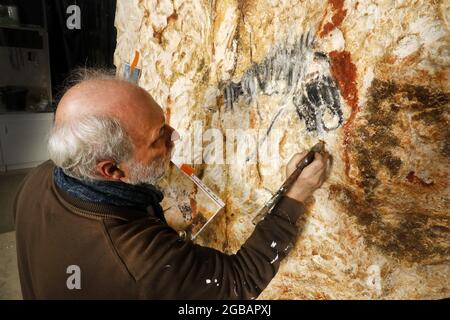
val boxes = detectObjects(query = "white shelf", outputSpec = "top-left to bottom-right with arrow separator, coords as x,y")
0,25 -> 46,32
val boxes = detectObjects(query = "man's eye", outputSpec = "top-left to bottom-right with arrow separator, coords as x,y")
151,138 -> 161,147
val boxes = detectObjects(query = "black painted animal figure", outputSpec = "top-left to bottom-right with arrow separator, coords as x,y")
223,29 -> 344,141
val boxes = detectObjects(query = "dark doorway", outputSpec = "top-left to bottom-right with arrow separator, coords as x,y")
45,0 -> 117,99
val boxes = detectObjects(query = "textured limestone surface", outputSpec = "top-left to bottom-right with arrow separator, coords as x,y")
115,0 -> 449,299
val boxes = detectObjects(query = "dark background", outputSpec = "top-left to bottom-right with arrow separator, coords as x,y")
0,0 -> 117,99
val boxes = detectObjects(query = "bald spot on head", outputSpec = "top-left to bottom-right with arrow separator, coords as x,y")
55,79 -> 165,147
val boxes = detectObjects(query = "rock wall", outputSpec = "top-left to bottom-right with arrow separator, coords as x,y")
114,0 -> 449,299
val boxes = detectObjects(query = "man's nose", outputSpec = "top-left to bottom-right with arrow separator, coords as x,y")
170,126 -> 180,142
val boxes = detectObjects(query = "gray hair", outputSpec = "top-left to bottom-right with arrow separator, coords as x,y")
48,115 -> 133,181
48,68 -> 134,181
56,67 -> 118,100
47,68 -> 170,184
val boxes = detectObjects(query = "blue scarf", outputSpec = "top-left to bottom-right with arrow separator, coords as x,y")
53,166 -> 165,222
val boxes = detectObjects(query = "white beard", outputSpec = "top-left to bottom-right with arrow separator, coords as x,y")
125,153 -> 171,185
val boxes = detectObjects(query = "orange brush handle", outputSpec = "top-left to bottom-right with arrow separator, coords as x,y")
130,51 -> 140,70
180,164 -> 194,176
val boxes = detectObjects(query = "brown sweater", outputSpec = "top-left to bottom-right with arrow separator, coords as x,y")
14,160 -> 305,299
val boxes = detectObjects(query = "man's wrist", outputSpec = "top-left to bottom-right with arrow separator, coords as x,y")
285,190 -> 310,203
271,196 -> 306,223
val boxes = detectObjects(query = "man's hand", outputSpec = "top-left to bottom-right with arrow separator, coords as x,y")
285,151 -> 330,203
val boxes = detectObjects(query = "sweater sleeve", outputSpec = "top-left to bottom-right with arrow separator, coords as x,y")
114,196 -> 305,299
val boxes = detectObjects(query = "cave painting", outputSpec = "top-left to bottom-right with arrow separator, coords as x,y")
114,0 -> 449,299
223,29 -> 344,137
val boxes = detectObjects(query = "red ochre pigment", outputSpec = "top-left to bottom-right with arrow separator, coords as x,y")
319,0 -> 347,38
406,171 -> 434,187
329,50 -> 359,178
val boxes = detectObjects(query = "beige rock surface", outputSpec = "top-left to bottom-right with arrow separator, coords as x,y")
114,0 -> 449,299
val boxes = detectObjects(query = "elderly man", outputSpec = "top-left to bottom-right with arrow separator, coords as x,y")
14,70 -> 329,299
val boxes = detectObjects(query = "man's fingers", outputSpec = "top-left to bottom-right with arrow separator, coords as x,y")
287,151 -> 308,167
315,151 -> 330,163
307,152 -> 326,171
286,151 -> 308,176
300,152 -> 329,177
292,151 -> 308,164
322,151 -> 331,165
288,150 -> 330,178
285,149 -> 331,202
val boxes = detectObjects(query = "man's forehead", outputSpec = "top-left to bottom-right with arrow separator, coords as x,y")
56,79 -> 167,149
136,93 -> 164,123
124,95 -> 166,142
56,80 -> 140,120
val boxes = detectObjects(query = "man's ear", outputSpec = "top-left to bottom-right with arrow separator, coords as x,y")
95,160 -> 125,181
